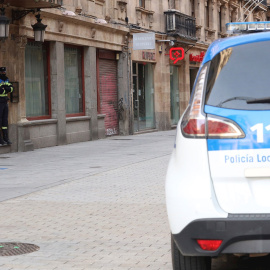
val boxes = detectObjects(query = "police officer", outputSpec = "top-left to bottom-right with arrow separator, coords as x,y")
0,67 -> 13,145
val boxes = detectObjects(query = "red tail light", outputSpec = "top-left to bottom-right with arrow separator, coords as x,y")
197,239 -> 222,251
207,117 -> 245,138
182,118 -> 205,136
182,116 -> 244,138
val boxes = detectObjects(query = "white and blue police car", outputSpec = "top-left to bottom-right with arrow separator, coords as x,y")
166,21 -> 270,270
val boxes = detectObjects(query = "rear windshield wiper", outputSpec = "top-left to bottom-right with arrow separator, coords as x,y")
217,96 -> 253,107
246,97 -> 270,104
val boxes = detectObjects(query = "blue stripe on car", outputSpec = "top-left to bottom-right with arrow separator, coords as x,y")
205,105 -> 270,151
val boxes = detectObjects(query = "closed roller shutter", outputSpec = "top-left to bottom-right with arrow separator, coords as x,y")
98,50 -> 118,136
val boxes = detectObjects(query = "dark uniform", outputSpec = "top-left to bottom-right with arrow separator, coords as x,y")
0,67 -> 13,145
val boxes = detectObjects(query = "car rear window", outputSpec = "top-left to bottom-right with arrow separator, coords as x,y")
205,40 -> 270,110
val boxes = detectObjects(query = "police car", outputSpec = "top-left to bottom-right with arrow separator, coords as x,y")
166,21 -> 270,270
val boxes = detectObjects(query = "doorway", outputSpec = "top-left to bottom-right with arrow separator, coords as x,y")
170,65 -> 180,125
132,62 -> 155,132
190,68 -> 199,93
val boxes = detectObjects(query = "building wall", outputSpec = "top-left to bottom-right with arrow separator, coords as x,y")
0,0 -> 267,153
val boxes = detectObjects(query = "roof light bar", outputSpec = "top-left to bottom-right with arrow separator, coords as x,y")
226,21 -> 270,34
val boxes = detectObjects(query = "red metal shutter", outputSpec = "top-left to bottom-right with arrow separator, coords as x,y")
98,51 -> 119,136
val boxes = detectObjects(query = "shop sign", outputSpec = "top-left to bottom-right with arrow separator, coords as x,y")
133,33 -> 155,50
142,51 -> 156,61
169,47 -> 185,64
189,51 -> 205,62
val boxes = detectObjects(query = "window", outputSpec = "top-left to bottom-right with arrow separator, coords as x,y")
169,0 -> 175,9
25,41 -> 50,119
205,0 -> 210,27
64,45 -> 84,116
139,0 -> 145,8
218,9 -> 222,32
205,41 -> 270,110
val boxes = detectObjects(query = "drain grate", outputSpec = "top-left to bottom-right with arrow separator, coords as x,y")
0,242 -> 39,256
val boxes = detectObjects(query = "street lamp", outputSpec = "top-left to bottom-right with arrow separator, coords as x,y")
0,7 -> 10,40
31,11 -> 47,42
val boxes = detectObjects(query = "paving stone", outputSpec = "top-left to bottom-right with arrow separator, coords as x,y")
0,131 -> 175,269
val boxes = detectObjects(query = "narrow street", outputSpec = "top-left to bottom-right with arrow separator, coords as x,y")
0,130 -> 269,269
0,131 -> 174,269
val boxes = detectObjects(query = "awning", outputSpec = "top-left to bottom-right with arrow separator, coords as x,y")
4,0 -> 61,9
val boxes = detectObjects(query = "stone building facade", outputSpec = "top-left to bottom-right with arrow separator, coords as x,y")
0,0 -> 267,153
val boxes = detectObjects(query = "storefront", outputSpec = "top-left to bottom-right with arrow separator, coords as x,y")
0,2 -> 130,154
131,51 -> 156,133
97,50 -> 119,136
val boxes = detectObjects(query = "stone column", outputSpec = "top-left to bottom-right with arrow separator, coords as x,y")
118,51 -> 129,135
222,4 -> 228,31
16,36 -> 34,152
209,0 -> 215,29
85,46 -> 98,140
16,36 -> 27,123
50,41 -> 67,145
195,0 -> 201,23
231,7 -> 238,22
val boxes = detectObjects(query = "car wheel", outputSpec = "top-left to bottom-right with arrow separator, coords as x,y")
171,234 -> 211,270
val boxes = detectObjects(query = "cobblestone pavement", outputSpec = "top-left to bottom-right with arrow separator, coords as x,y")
0,131 -> 174,270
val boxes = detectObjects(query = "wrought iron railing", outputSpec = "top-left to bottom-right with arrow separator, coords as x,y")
164,10 -> 196,40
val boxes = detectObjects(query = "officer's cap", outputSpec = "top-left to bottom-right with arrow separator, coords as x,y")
0,67 -> 6,72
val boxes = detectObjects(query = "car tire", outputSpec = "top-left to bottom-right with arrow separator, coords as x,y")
171,234 -> 211,270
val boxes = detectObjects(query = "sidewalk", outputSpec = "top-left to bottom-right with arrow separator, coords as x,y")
0,130 -> 176,202
0,130 -> 176,269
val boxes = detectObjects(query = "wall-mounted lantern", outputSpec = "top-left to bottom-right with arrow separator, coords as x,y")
31,11 -> 47,42
0,6 -> 10,40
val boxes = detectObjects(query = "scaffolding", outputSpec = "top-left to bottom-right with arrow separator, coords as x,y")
238,0 -> 267,21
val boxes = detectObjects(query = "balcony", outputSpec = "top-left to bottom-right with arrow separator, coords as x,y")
3,0 -> 62,8
164,10 -> 197,41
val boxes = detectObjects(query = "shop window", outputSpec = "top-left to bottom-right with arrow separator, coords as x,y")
25,41 -> 50,119
64,45 -> 84,116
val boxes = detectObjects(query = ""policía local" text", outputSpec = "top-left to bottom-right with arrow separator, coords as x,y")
225,154 -> 270,163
